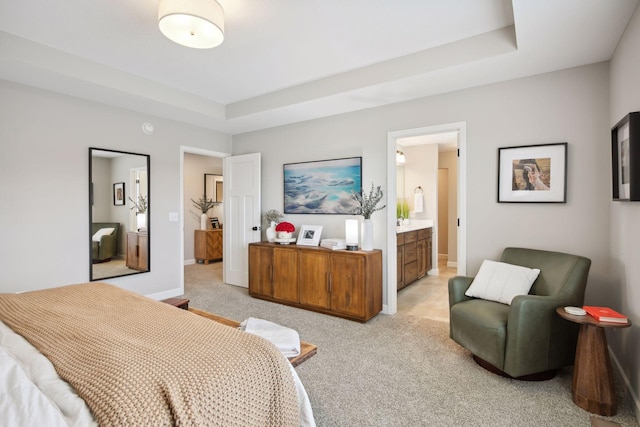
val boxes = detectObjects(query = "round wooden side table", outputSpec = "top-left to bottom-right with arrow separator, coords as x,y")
556,307 -> 631,416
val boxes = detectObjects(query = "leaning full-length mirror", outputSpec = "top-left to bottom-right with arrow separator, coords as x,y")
89,148 -> 150,280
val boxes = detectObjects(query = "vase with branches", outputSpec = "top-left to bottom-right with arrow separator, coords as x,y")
129,195 -> 148,230
352,183 -> 386,251
192,196 -> 220,230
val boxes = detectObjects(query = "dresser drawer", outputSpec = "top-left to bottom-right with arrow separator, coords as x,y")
404,242 -> 417,263
397,233 -> 405,246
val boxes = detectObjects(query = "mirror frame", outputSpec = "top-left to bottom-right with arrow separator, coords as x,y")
89,147 -> 150,281
204,173 -> 223,203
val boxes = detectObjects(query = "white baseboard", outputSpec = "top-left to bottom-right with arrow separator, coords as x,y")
609,345 -> 640,422
184,259 -> 196,266
447,261 -> 458,268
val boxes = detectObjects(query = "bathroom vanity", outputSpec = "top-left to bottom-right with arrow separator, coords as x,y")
397,225 -> 432,291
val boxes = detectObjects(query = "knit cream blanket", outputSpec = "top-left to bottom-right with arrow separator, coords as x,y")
0,283 -> 299,426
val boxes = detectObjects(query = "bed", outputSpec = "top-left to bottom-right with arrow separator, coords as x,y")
0,282 -> 315,426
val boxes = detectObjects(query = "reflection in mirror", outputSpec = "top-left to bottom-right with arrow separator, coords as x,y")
89,148 -> 150,281
205,174 -> 223,203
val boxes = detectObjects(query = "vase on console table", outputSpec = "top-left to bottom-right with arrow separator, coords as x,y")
361,219 -> 373,251
266,222 -> 277,242
200,213 -> 208,230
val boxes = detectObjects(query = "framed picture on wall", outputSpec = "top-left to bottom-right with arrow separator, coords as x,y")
497,142 -> 567,203
283,157 -> 362,214
113,182 -> 125,206
611,112 -> 640,201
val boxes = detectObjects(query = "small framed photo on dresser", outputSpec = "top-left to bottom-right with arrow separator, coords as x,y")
296,225 -> 323,246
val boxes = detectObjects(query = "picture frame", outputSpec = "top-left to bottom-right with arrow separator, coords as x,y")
296,225 -> 323,246
611,112 -> 640,201
284,157 -> 362,214
204,174 -> 223,203
209,217 -> 220,229
497,142 -> 567,203
113,182 -> 125,206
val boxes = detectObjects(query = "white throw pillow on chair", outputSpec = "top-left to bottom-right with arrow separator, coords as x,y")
465,260 -> 540,305
92,228 -> 115,242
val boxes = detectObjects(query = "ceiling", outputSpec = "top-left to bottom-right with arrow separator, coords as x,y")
0,0 -> 637,135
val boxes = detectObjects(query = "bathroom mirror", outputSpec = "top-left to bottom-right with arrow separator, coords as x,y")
205,173 -> 223,203
89,147 -> 150,281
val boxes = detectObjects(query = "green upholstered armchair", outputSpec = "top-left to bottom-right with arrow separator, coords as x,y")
449,247 -> 591,379
91,222 -> 120,263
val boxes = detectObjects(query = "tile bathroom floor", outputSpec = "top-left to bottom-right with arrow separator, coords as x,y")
397,255 -> 457,322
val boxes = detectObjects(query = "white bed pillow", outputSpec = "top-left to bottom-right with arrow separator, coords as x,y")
465,260 -> 540,305
92,227 -> 114,242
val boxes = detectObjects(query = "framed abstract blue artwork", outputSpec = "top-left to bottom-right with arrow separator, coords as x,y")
284,157 -> 362,214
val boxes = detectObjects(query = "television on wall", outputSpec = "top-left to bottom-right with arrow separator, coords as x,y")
283,157 -> 362,214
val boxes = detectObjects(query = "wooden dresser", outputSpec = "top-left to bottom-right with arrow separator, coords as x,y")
194,229 -> 223,264
397,228 -> 432,291
126,231 -> 148,271
248,242 -> 382,322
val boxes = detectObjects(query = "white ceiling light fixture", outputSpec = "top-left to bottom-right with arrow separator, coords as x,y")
396,150 -> 406,165
158,0 -> 224,49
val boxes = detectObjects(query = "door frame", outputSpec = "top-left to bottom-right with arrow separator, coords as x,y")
179,146 -> 230,293
385,122 -> 467,314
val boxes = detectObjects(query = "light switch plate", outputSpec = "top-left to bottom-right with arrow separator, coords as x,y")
169,212 -> 178,222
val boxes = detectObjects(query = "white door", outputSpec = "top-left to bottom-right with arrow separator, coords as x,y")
223,153 -> 261,287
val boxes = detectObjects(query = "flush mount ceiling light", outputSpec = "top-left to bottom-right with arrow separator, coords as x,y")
158,0 -> 224,49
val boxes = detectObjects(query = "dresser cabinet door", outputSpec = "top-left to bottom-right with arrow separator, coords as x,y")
273,248 -> 299,303
299,251 -> 331,309
248,245 -> 273,298
330,254 -> 365,318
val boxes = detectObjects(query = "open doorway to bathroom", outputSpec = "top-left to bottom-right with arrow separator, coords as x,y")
386,123 -> 466,318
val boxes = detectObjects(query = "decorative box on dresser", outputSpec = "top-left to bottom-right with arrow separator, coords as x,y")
126,231 -> 148,271
248,242 -> 382,322
194,229 -> 223,264
397,227 -> 432,291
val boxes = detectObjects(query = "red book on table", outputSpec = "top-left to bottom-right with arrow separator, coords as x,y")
583,306 -> 628,324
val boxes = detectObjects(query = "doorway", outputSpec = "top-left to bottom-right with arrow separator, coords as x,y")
179,146 -> 230,293
385,122 -> 467,315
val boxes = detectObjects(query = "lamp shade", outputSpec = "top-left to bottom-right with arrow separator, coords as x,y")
158,0 -> 224,49
345,219 -> 359,251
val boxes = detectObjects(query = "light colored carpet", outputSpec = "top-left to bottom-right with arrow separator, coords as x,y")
182,263 -> 638,427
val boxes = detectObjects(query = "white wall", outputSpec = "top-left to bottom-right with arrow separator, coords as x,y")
0,80 -> 231,297
609,2 -> 640,419
233,62 -> 611,310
